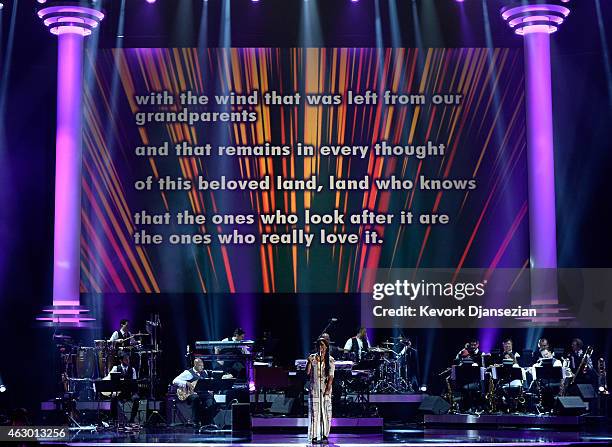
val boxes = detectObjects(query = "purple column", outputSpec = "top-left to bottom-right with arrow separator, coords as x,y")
501,1 -> 570,312
37,3 -> 104,325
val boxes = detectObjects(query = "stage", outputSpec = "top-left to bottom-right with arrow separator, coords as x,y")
36,426 -> 612,446
2,0 -> 612,445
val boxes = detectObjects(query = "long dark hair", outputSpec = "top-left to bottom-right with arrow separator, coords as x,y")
317,338 -> 331,377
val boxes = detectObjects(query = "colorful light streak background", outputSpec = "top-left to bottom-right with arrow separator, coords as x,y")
81,47 -> 528,294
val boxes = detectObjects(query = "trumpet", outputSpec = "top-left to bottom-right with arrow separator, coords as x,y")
598,358 -> 609,395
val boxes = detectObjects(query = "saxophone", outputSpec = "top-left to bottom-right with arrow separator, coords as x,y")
517,381 -> 526,407
485,372 -> 496,413
445,375 -> 457,413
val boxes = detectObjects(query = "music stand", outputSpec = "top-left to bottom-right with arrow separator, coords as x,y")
453,364 -> 481,386
496,366 -> 523,383
535,365 -> 563,384
194,378 -> 236,394
94,379 -> 139,427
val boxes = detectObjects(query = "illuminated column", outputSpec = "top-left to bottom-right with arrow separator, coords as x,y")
37,3 -> 104,325
501,1 -> 570,311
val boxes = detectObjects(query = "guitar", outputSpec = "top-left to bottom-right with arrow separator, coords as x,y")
176,380 -> 198,401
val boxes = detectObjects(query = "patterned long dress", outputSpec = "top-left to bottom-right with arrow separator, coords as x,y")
308,354 -> 335,442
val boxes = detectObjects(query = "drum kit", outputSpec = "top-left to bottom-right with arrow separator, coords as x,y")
351,337 -> 417,393
56,331 -> 162,400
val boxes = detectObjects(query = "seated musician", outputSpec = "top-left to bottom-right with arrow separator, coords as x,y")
532,338 -> 554,362
218,328 -> 248,380
535,349 -> 561,367
455,338 -> 482,366
172,358 -> 216,427
496,338 -> 520,365
343,327 -> 370,362
532,349 -> 562,409
109,319 -> 137,347
104,354 -> 140,424
453,340 -> 482,410
497,338 -> 522,389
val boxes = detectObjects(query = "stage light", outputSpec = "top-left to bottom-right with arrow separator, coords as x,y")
37,0 -> 47,4
0,3 -> 3,10
0,385 -> 6,393
146,0 -> 156,3
419,385 -> 427,392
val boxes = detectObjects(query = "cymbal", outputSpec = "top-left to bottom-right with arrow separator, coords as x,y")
133,333 -> 149,336
370,347 -> 393,353
380,341 -> 395,346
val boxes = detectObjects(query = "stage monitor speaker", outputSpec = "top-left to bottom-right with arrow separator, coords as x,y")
418,396 -> 451,415
231,403 -> 251,437
575,384 -> 596,400
213,409 -> 232,428
555,396 -> 588,415
269,396 -> 297,415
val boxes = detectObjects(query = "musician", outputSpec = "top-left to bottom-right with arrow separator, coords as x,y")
455,338 -> 482,366
343,327 -> 370,361
496,338 -> 520,364
567,338 -> 593,375
532,349 -> 562,409
306,338 -> 335,443
221,327 -> 245,343
172,358 -> 216,427
532,338 -> 554,362
535,349 -> 561,367
567,338 -> 597,387
218,328 -> 248,380
105,354 -> 140,424
109,319 -> 136,347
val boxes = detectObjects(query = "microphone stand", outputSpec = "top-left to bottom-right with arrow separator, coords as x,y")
318,318 -> 336,340
313,319 -> 337,354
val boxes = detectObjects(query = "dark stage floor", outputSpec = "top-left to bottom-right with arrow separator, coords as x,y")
38,426 -> 612,446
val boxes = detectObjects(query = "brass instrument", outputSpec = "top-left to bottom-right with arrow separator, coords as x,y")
485,371 -> 496,413
517,381 -> 526,406
570,346 -> 593,386
444,375 -> 458,413
534,374 -> 544,414
598,358 -> 609,394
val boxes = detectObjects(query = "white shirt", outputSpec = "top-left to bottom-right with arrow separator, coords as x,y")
344,337 -> 367,359
104,364 -> 137,380
172,368 -> 207,387
109,329 -> 136,344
